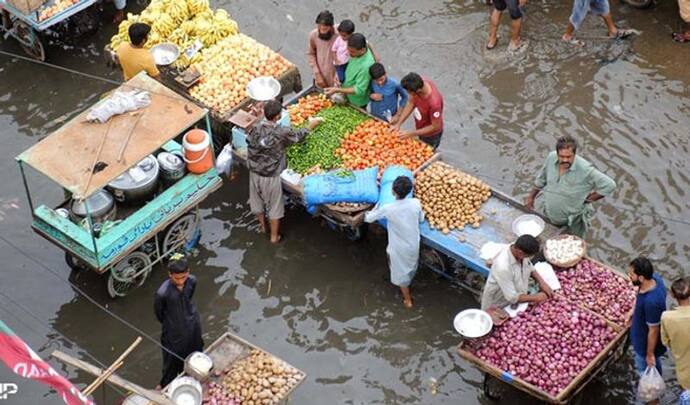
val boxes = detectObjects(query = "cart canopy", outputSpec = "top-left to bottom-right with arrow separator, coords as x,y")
16,73 -> 206,199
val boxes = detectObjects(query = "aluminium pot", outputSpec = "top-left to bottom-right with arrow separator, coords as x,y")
70,189 -> 116,223
107,155 -> 160,204
157,151 -> 186,185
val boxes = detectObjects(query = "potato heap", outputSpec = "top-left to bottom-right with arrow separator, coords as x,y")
416,162 -> 491,233
109,0 -> 239,68
189,34 -> 292,114
221,349 -> 303,405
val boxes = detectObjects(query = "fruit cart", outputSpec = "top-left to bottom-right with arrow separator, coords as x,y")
456,260 -> 633,404
15,73 -> 223,298
231,85 -> 441,241
165,332 -> 306,404
0,0 -> 97,60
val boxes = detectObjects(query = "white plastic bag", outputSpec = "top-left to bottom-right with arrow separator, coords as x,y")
215,143 -> 233,176
87,90 -> 151,123
637,366 -> 665,402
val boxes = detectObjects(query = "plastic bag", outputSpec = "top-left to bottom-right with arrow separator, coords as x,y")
86,90 -> 151,123
215,143 -> 233,176
637,366 -> 665,402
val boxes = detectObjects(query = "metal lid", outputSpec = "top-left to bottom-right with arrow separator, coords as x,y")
157,152 -> 185,171
71,189 -> 114,217
108,155 -> 159,190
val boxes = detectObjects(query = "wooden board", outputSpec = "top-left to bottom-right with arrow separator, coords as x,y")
17,73 -> 206,199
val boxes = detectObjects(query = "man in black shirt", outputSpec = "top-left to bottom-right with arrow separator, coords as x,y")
154,256 -> 203,388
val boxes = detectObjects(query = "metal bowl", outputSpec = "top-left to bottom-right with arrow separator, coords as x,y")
150,43 -> 180,66
511,214 -> 545,237
168,376 -> 202,405
453,309 -> 493,338
184,351 -> 213,382
246,76 -> 281,101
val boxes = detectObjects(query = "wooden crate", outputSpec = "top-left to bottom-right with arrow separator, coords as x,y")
7,0 -> 44,15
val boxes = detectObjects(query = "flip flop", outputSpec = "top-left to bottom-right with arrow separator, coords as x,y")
508,40 -> 529,54
403,298 -> 413,308
271,234 -> 284,244
611,29 -> 637,40
562,35 -> 585,47
672,32 -> 690,43
486,36 -> 500,50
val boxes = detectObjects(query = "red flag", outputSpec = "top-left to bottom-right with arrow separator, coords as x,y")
0,320 -> 93,405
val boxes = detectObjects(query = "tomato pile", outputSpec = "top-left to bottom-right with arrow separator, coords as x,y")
288,94 -> 333,126
335,120 -> 434,173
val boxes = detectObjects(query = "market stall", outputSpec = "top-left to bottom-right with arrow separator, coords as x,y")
456,257 -> 635,403
164,332 -> 306,405
16,73 -> 223,298
231,86 -> 440,240
105,0 -> 302,136
1,0 -> 97,60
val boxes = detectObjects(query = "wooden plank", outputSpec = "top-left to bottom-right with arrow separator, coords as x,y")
51,350 -> 175,405
18,74 -> 206,199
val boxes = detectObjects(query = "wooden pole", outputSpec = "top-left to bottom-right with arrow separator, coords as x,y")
117,112 -> 144,163
82,337 -> 142,395
51,350 -> 175,405
81,117 -> 114,199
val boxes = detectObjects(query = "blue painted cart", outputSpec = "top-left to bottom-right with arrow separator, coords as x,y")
1,0 -> 97,60
16,74 -> 223,298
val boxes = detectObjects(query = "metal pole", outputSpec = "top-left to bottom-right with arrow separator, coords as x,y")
17,161 -> 35,214
84,202 -> 100,267
204,113 -> 217,158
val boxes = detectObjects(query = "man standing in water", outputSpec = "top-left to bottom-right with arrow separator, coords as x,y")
562,0 -> 636,46
525,136 -> 616,238
486,0 -> 527,52
307,10 -> 337,88
154,255 -> 203,388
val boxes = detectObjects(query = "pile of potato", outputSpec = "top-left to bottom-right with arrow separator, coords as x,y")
220,349 -> 302,405
416,162 -> 491,233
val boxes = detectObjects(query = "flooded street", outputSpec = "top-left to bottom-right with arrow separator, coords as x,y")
1,0 -> 689,403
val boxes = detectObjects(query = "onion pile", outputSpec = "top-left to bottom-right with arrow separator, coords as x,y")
557,259 -> 636,326
208,349 -> 303,405
416,162 -> 491,234
473,298 -> 618,396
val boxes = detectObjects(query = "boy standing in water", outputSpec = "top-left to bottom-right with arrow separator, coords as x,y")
365,176 -> 424,308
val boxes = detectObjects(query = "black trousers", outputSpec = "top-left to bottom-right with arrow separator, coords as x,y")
160,348 -> 185,387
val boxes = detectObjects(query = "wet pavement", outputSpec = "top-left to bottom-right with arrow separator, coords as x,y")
1,0 -> 689,403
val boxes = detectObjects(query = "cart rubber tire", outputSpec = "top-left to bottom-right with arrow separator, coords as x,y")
107,251 -> 152,298
622,0 -> 654,8
65,252 -> 88,271
420,248 -> 447,273
162,212 -> 201,257
345,225 -> 364,241
483,374 -> 504,401
15,22 -> 45,61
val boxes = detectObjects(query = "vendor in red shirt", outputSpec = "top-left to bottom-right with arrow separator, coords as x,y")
390,72 -> 444,150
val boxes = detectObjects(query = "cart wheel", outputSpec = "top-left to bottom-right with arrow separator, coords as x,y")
15,22 -> 45,61
621,0 -> 654,8
420,248 -> 447,273
344,225 -> 363,241
65,252 -> 88,272
107,251 -> 152,298
162,212 -> 201,257
483,374 -> 504,401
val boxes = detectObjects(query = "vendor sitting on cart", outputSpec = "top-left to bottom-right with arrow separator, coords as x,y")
116,22 -> 160,81
247,100 -> 323,243
480,235 -> 553,311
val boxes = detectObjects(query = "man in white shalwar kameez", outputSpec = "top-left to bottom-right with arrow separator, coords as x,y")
365,176 -> 424,308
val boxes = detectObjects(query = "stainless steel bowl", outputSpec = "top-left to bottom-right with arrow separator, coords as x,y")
168,376 -> 202,405
150,43 -> 180,66
184,351 -> 213,382
511,214 -> 545,237
246,76 -> 281,101
453,309 -> 493,338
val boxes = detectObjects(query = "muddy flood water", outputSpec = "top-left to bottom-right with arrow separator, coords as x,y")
1,0 -> 689,403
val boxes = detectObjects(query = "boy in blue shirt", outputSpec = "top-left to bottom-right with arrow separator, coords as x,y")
628,257 -> 667,387
368,63 -> 408,122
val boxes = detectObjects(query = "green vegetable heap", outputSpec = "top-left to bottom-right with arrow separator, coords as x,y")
287,105 -> 369,174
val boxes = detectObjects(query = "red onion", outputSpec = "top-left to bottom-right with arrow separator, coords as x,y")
472,298 -> 617,396
556,259 -> 635,325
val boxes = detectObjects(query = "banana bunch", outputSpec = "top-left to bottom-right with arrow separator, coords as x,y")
186,0 -> 209,17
